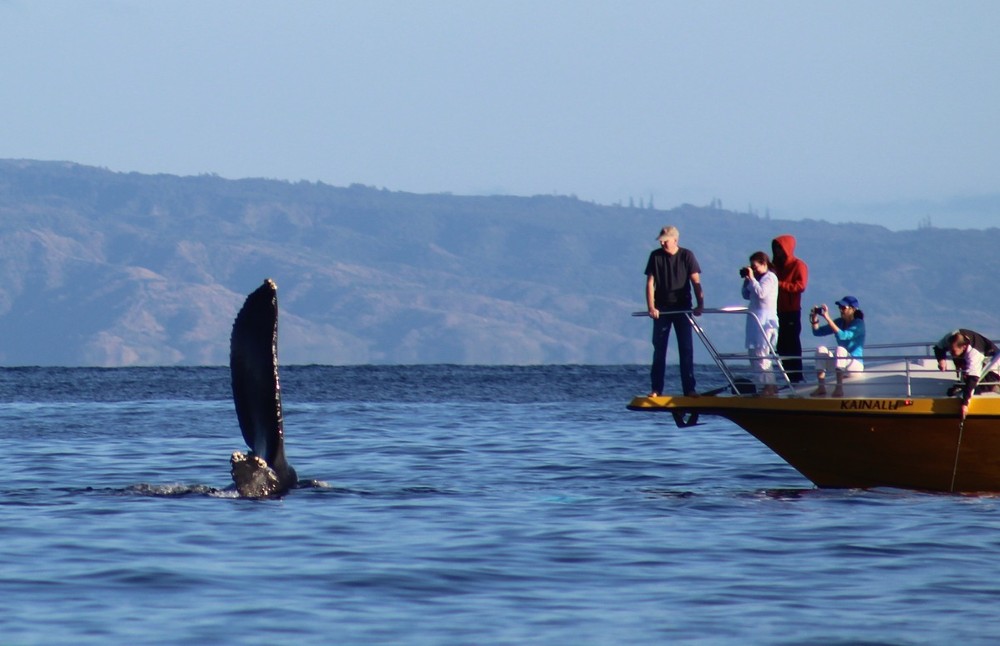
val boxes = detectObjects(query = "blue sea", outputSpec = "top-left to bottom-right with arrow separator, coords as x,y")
3,364 -> 1000,645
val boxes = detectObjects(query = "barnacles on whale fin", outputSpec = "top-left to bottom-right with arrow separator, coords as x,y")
230,451 -> 282,498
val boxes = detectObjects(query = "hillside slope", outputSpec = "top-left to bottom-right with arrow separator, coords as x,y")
0,160 -> 996,366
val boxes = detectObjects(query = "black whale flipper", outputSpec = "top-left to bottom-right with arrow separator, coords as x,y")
229,279 -> 296,491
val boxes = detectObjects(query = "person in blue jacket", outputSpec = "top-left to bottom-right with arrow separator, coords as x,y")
810,295 -> 865,397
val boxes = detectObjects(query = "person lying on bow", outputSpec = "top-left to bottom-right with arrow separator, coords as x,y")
934,328 -> 1000,419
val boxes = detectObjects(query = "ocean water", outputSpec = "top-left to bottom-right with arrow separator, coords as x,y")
2,364 -> 1000,645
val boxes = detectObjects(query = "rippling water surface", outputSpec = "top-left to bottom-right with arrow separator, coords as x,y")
2,365 -> 1000,645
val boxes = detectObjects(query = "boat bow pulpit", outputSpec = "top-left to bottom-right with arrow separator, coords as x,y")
627,308 -> 1000,493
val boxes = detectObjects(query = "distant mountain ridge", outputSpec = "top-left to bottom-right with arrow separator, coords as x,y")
0,159 -> 997,366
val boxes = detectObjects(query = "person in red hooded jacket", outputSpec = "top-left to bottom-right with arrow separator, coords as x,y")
771,235 -> 809,383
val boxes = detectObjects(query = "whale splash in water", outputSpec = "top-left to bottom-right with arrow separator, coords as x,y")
228,279 -> 298,498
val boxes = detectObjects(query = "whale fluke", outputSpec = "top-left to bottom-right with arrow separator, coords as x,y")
229,279 -> 298,498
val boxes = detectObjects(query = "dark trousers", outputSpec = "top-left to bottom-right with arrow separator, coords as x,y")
776,310 -> 804,382
650,312 -> 696,395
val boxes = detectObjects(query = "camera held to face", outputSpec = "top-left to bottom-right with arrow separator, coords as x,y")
739,267 -> 751,279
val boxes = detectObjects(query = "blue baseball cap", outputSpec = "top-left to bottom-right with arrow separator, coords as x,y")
835,295 -> 859,309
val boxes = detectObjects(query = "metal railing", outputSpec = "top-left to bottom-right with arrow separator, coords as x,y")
634,308 -> 999,398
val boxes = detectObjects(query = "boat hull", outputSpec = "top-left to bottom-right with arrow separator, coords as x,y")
628,395 -> 1000,492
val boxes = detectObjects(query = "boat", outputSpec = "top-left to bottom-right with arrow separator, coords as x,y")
627,308 -> 1000,493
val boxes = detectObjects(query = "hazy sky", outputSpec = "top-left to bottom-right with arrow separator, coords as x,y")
3,1 -> 998,230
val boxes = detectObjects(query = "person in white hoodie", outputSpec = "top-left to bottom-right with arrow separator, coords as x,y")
741,251 -> 779,395
933,328 -> 1000,419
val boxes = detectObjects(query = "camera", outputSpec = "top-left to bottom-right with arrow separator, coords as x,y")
810,304 -> 827,316
739,267 -> 751,278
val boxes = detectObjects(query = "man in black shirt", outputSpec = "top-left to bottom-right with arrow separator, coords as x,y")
645,225 -> 704,397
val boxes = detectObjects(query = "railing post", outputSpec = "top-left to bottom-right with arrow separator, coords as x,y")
905,358 -> 912,397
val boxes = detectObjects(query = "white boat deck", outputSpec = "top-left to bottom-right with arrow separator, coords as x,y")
780,357 -> 960,398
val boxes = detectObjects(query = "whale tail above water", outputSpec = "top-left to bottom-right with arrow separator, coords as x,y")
229,279 -> 298,498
